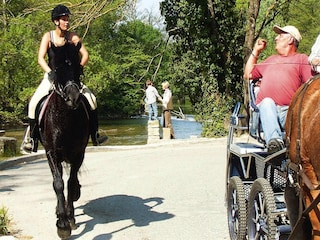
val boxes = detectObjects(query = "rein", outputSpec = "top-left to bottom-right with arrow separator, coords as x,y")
254,62 -> 312,66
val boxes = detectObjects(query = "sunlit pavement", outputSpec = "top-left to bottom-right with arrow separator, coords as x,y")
0,138 -> 229,240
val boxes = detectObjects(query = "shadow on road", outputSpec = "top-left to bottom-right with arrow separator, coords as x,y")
71,194 -> 175,239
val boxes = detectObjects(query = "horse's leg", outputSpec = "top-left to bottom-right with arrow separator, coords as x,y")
66,157 -> 84,230
285,184 -> 312,240
47,151 -> 71,239
301,150 -> 320,240
303,188 -> 320,240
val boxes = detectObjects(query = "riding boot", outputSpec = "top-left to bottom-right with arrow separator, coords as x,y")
90,109 -> 108,146
21,118 -> 38,153
30,119 -> 39,152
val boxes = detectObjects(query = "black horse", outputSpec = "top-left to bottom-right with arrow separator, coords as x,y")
39,78 -> 90,239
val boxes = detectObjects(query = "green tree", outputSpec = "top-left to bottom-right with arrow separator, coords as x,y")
85,17 -> 167,117
0,0 -> 130,125
2,0 -> 319,135
160,0 -> 320,137
287,0 -> 320,54
161,0 -> 245,136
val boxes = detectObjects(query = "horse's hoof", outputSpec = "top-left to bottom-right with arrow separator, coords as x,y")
70,218 -> 78,230
57,227 -> 71,240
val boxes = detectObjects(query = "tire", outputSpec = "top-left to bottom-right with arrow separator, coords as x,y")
247,178 -> 277,239
227,176 -> 247,240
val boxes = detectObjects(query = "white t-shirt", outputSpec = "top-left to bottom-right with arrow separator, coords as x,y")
145,85 -> 160,104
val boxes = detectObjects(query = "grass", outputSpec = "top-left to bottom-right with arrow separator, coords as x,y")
0,205 -> 10,235
0,206 -> 32,239
0,151 -> 23,162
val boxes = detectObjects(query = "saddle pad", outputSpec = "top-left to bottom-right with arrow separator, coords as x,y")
38,92 -> 54,125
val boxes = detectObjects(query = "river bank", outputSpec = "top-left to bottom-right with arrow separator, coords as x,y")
0,116 -> 202,160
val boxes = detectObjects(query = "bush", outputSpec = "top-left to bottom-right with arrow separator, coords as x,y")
195,91 -> 235,137
0,111 -> 24,128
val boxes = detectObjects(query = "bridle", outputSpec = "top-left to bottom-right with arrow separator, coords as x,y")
54,80 -> 81,109
55,80 -> 79,99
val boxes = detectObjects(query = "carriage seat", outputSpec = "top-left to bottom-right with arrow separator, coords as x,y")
230,142 -> 265,155
228,100 -> 267,155
249,80 -> 286,149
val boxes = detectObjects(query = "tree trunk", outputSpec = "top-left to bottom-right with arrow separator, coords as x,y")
243,0 -> 261,107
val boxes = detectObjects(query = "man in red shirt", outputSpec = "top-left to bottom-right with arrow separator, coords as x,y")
244,25 -> 312,152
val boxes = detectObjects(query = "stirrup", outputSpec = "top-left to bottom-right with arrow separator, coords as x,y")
20,137 -> 34,154
20,126 -> 38,154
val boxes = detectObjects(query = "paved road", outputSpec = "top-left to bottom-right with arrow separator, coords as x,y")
0,138 -> 229,240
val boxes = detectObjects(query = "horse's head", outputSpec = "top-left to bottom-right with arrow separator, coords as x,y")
56,80 -> 81,109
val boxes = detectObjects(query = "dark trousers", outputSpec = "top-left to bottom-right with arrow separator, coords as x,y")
163,110 -> 175,139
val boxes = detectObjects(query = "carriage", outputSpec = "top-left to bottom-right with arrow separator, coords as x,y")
226,76 -> 320,240
226,99 -> 291,240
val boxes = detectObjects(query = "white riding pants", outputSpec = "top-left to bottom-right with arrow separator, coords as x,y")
28,72 -> 97,119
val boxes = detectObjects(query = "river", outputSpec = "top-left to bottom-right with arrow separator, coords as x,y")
4,115 -> 202,147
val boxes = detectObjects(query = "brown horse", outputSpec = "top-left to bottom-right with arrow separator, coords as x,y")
286,74 -> 320,240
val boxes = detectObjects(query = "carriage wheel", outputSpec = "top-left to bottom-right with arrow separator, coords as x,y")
227,176 -> 247,240
248,178 -> 277,239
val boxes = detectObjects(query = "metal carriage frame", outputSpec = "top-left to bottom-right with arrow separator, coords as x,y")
226,101 -> 291,240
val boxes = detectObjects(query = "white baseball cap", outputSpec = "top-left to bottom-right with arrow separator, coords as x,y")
273,25 -> 302,42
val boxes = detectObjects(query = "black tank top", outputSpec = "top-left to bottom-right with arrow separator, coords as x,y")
47,31 -> 82,84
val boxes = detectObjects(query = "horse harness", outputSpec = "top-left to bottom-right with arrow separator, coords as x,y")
286,75 -> 320,190
286,75 -> 320,233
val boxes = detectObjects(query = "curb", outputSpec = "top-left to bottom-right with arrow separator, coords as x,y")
0,137 -> 225,171
0,151 -> 46,171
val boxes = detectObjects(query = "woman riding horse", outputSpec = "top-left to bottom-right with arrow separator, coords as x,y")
21,4 -> 107,153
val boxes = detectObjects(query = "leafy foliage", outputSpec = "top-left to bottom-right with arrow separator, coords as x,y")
160,0 -> 244,136
288,0 -> 320,54
0,0 -> 164,126
1,0 -> 320,138
85,17 -> 167,117
0,206 -> 10,235
160,0 -> 320,136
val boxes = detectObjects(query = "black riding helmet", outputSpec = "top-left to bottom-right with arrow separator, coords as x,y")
51,4 -> 71,22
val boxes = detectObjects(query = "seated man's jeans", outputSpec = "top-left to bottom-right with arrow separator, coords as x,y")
258,97 -> 288,144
